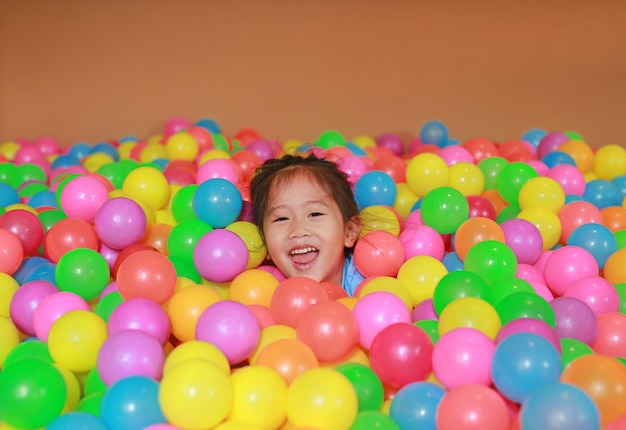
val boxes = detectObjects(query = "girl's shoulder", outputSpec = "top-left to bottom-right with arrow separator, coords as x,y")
342,253 -> 364,297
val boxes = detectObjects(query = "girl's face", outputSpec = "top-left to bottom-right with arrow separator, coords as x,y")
263,174 -> 359,286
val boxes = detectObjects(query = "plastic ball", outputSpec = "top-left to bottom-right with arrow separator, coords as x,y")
496,317 -> 561,353
593,312 -> 626,358
447,162 -> 485,196
432,270 -> 491,315
107,298 -> 171,346
100,376 -> 166,430
398,224 -> 445,260
518,176 -> 566,213
163,339 -> 230,376
463,239 -> 518,285
397,255 -> 448,306
195,300 -> 261,365
59,175 -> 109,222
46,412 -> 108,430
0,209 -> 44,257
593,144 -> 626,180
438,297 -> 501,340
550,297 -> 598,345
225,221 -> 267,270
44,217 -> 99,263
269,276 -> 329,328
255,338 -> 318,384
228,268 -> 279,307
159,358 -> 232,429
543,245 -> 599,296
454,217 -> 504,261
0,228 -> 23,275
192,178 -> 242,228
499,218 -> 543,264
419,120 -> 448,146
167,218 -> 213,261
520,382 -> 600,430
406,153 -> 450,197
32,290 -> 90,342
354,230 -> 405,278
491,332 -> 562,403
517,207 -> 562,250
567,223 -> 616,269
196,158 -> 239,184
389,381 -> 444,430
420,186 -> 469,234
352,291 -> 411,350
583,179 -> 621,209
116,249 -> 177,304
54,247 -> 109,300
560,338 -> 594,370
193,229 -> 248,283
563,275 -> 619,317
604,248 -> 626,284
94,197 -> 147,250
334,362 -> 384,412
435,384 -> 510,430
122,166 -> 170,211
353,170 -> 397,210
286,367 -> 357,430
228,365 -> 287,429
359,205 -> 401,237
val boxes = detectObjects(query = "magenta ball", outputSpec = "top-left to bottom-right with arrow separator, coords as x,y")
501,218 -> 543,265
107,298 -> 171,346
543,246 -> 599,296
337,155 -> 370,185
246,140 -> 277,161
60,175 -> 110,222
99,281 -> 119,300
550,296 -> 598,346
432,327 -> 495,389
516,263 -> 545,285
537,132 -> 570,159
97,329 -> 165,386
376,134 -> 405,156
411,298 -> 438,322
9,280 -> 58,336
496,318 -> 561,352
195,158 -> 239,184
195,300 -> 261,365
562,275 -> 620,317
547,164 -> 585,196
33,291 -> 90,341
94,197 -> 147,250
399,225 -> 445,260
193,229 -> 249,283
352,291 -> 412,350
438,145 -> 474,166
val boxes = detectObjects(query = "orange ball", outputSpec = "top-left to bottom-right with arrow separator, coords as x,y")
603,248 -> 626,285
454,217 -> 505,261
228,269 -> 280,307
165,284 -> 222,342
601,206 -> 626,232
255,338 -> 319,385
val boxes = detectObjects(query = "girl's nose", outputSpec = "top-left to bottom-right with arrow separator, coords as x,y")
289,219 -> 311,238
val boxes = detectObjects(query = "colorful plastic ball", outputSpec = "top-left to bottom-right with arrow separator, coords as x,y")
354,230 -> 405,278
406,153 -> 451,197
547,164 -> 586,196
100,375 -> 166,430
159,358 -> 232,429
561,354 -> 626,426
164,131 -> 199,162
558,201 -> 604,243
419,120 -> 447,147
398,224 -> 445,261
463,239 -> 518,285
447,161 -> 485,196
560,338 -> 594,370
593,312 -> 626,358
58,175 -> 109,222
353,170 -> 397,210
316,130 -> 347,149
563,275 -> 619,317
432,270 -> 491,315
94,197 -> 147,250
454,217 -> 504,261
477,156 -> 508,191
269,276 -> 329,328
254,337 -> 318,384
517,207 -> 562,250
352,291 -> 411,350
499,218 -> 543,264
228,268 -> 279,307
116,249 -> 177,304
165,285 -> 222,342
0,358 -> 67,429
32,290 -> 90,342
196,158 -> 239,184
334,362 -> 384,412
567,223 -> 616,269
520,382 -> 600,430
550,296 -> 598,345
225,221 -> 267,270
107,298 -> 171,346
604,248 -> 626,284
195,300 -> 261,365
193,229 -> 248,283
0,209 -> 44,257
0,228 -> 23,275
0,183 -> 19,207
491,332 -> 562,403
54,247 -> 109,300
359,205 -> 401,237
295,300 -> 358,363
593,143 -> 626,180
122,166 -> 170,211
466,194 -> 497,219
286,367 -> 357,430
420,186 -> 469,234
166,219 -> 213,261
543,245 -> 599,296
163,341 -> 229,380
227,364 -> 287,429
584,179 -> 621,209
97,329 -> 164,386
432,327 -> 495,389
44,217 -> 99,263
496,290 -> 556,327
396,255 -> 448,308
192,178 -> 242,228
389,381 -> 444,430
495,161 -> 538,205
438,297 -> 501,340
46,412 -> 108,430
518,176 -> 566,213
435,384 -> 510,430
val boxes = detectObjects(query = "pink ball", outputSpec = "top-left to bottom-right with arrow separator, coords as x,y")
537,131 -> 570,159
533,250 -> 553,273
9,280 -> 58,336
543,246 -> 599,296
107,298 -> 171,346
99,281 -> 119,300
525,160 -> 549,176
500,218 -> 543,265
516,263 -> 545,285
33,291 -> 90,341
563,275 -> 620,317
33,136 -> 61,156
496,318 -> 561,352
399,225 -> 445,260
432,327 -> 496,389
99,242 -> 120,272
258,265 -> 286,282
547,164 -> 585,196
60,175 -> 110,222
14,145 -> 45,165
354,231 -> 405,278
195,300 -> 261,365
164,116 -> 192,137
558,201 -> 603,243
411,298 -> 438,322
196,158 -> 239,184
352,291 -> 412,350
246,140 -> 277,161
337,155 -> 370,185
97,329 -> 165,386
593,312 -> 626,357
528,281 -> 555,303
94,197 -> 147,250
439,145 -> 474,166
376,133 -> 405,156
193,229 -> 249,283
403,209 -> 423,230
550,296 -> 598,345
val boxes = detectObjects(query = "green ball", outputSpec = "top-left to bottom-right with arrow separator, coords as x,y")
496,291 -> 556,328
414,319 -> 440,344
38,209 -> 67,233
0,358 -> 67,429
3,339 -> 53,368
614,283 -> 626,313
495,161 -> 538,204
350,410 -> 400,430
490,277 -> 536,306
97,160 -> 136,189
316,130 -> 347,149
496,203 -> 521,223
432,270 -> 491,315
84,366 -> 108,396
94,291 -> 124,322
478,156 -> 508,191
464,240 -> 518,285
0,163 -> 18,188
335,362 -> 384,412
560,338 -> 594,370
76,392 -> 104,417
168,254 -> 202,283
171,184 -> 199,222
16,163 -> 47,184
167,218 -> 213,260
420,186 -> 469,234
614,231 -> 626,251
55,248 -> 110,300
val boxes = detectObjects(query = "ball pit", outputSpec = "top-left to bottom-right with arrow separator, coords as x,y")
1,117 -> 626,429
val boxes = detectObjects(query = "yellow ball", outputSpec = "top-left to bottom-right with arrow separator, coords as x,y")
438,297 -> 501,340
282,139 -> 303,155
47,310 -> 107,373
82,153 -> 115,173
166,131 -> 200,162
406,153 -> 450,197
517,207 -> 562,250
122,166 -> 170,211
397,255 -> 449,307
518,176 -> 566,213
287,368 -> 358,430
5,203 -> 38,215
0,141 -> 20,160
0,316 -> 19,369
447,162 -> 485,196
0,273 -> 19,318
359,205 -> 401,237
358,276 -> 413,310
54,363 -> 81,413
159,359 -> 233,430
163,339 -> 231,375
228,365 -> 288,429
228,269 -> 279,307
351,135 -> 377,149
249,324 -> 297,365
199,149 -> 231,164
117,141 -> 136,160
594,144 -> 626,180
226,221 -> 268,269
140,143 -> 168,163
393,183 -> 420,220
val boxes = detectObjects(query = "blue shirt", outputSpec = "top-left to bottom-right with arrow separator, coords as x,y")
342,253 -> 365,296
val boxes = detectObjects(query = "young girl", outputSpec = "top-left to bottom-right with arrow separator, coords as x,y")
250,154 -> 364,295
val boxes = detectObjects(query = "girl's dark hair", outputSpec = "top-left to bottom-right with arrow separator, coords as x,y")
250,154 -> 359,239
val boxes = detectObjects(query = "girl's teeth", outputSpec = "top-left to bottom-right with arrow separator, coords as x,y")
291,247 -> 316,255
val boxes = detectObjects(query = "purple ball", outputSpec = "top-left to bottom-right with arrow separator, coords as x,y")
107,298 -> 171,346
501,218 -> 543,265
376,134 -> 404,156
94,197 -> 147,250
411,298 -> 438,322
193,229 -> 248,283
536,132 -> 570,160
246,140 -> 277,161
550,296 -> 598,345
9,280 -> 58,336
496,317 -> 561,352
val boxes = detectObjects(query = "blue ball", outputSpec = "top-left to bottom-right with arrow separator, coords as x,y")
90,142 -> 119,161
22,262 -> 57,284
565,194 -> 589,204
522,128 -> 548,148
66,142 -> 92,160
50,154 -> 81,170
0,182 -> 19,207
389,381 -> 445,430
46,412 -> 108,430
353,170 -> 397,210
420,120 -> 448,147
28,190 -> 58,209
541,151 -> 576,168
13,256 -> 50,284
442,251 -> 463,272
567,223 -> 617,269
192,178 -> 243,228
611,175 -> 626,202
346,142 -> 368,156
195,117 -> 221,133
100,376 -> 166,430
583,179 -> 621,209
491,332 -> 562,403
521,382 -> 600,430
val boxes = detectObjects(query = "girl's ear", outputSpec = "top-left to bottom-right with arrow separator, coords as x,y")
344,216 -> 361,248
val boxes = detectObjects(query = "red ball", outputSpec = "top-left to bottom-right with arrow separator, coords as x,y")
269,276 -> 329,328
467,195 -> 497,220
44,217 -> 99,263
0,227 -> 24,274
0,209 -> 44,256
116,249 -> 177,305
354,231 -> 405,278
462,137 -> 499,163
593,312 -> 626,357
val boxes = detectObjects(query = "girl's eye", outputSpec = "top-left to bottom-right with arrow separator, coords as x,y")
272,216 -> 288,222
309,212 -> 324,217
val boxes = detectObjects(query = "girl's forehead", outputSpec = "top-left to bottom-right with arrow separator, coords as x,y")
269,173 -> 329,201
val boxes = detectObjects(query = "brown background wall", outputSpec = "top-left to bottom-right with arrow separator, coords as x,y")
1,0 -> 625,148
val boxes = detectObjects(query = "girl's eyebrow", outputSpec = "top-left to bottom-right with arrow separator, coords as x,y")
268,199 -> 330,214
